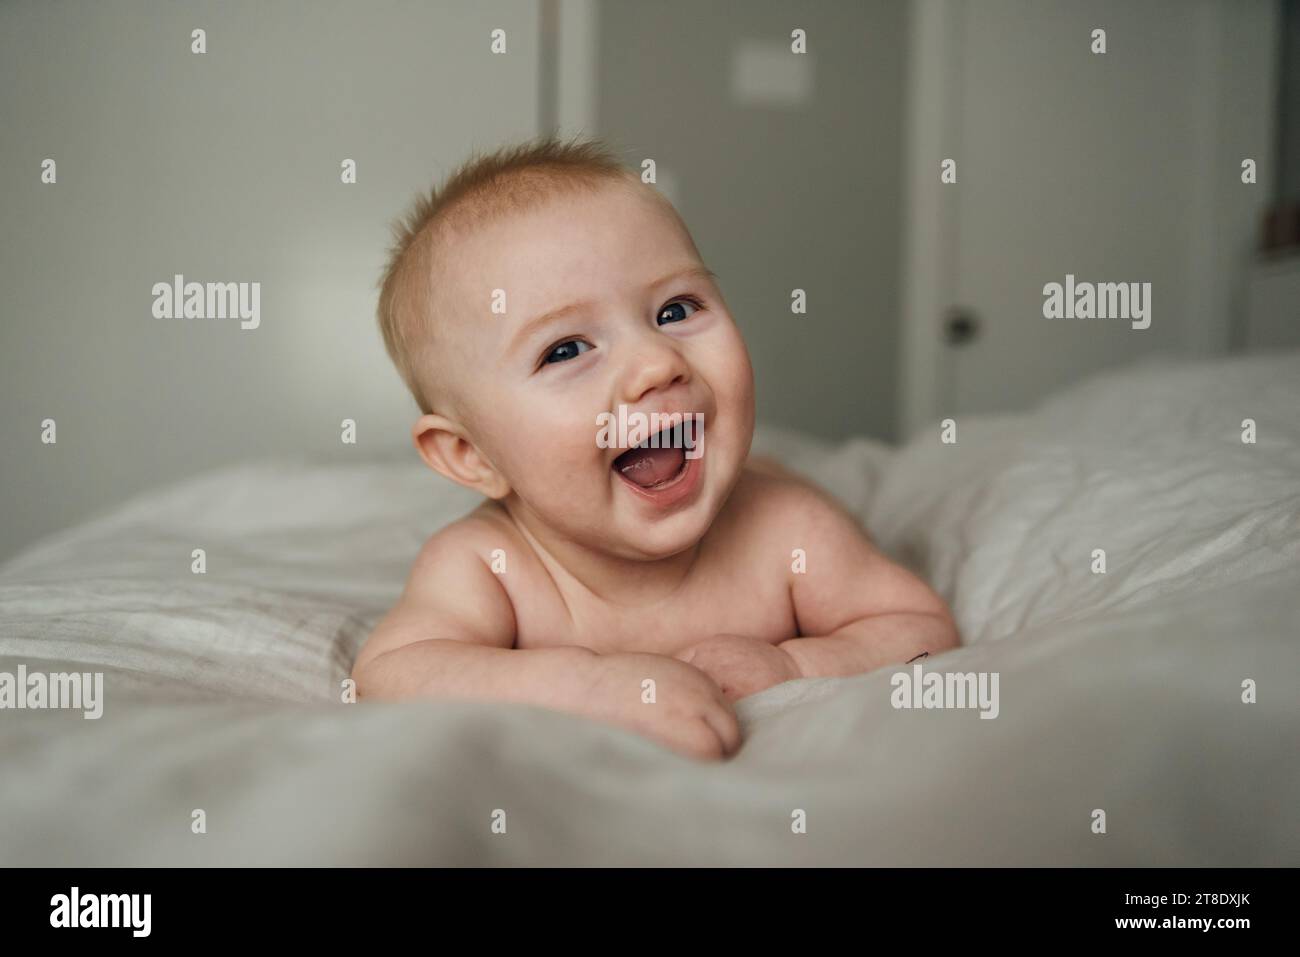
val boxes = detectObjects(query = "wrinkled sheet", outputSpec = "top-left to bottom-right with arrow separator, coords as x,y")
1,351 -> 1297,865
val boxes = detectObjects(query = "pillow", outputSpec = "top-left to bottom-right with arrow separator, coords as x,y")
866,351 -> 1300,642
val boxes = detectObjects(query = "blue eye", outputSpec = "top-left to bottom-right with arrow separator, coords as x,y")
542,338 -> 592,365
657,297 -> 703,326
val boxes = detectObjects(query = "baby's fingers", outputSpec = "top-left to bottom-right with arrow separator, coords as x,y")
699,699 -> 742,756
651,715 -> 725,761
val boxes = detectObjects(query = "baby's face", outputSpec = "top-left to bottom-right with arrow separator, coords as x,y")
436,180 -> 754,560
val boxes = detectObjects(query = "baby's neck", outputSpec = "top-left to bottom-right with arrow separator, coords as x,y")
501,496 -> 703,608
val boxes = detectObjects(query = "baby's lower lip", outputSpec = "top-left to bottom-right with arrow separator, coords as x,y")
612,448 -> 703,507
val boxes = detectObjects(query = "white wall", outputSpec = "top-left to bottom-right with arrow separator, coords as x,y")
0,0 -> 542,563
592,0 -> 910,445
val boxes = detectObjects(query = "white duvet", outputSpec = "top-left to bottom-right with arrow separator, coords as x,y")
1,351 -> 1297,865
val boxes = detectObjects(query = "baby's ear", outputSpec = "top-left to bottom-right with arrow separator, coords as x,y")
411,414 -> 510,499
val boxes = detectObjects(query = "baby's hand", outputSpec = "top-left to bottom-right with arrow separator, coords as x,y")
674,634 -> 801,702
580,652 -> 741,761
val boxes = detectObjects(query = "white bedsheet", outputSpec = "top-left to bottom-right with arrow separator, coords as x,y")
1,351 -> 1297,865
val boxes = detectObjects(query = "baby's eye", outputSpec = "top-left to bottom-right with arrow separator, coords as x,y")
541,338 -> 592,365
657,296 -> 703,326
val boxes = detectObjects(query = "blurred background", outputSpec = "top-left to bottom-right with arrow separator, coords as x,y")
1,0 -> 1295,564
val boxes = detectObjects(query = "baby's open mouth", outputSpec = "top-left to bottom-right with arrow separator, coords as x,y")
612,424 -> 691,489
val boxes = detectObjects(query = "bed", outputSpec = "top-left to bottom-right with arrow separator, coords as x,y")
1,350 -> 1297,865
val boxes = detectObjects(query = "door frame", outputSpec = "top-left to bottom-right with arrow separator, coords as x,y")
897,0 -> 962,440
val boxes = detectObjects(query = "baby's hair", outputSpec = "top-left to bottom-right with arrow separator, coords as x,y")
377,133 -> 636,414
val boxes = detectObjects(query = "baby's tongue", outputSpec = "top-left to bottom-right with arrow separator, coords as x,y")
615,445 -> 685,488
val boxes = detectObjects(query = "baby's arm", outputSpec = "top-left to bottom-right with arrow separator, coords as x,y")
353,523 -> 572,705
777,484 -> 959,678
352,521 -> 740,759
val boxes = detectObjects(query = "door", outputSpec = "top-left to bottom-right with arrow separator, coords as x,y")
901,0 -> 1278,429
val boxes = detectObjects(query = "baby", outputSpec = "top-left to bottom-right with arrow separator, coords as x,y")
352,136 -> 959,760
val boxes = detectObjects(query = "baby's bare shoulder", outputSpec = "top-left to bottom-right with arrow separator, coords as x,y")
355,503 -> 522,669
721,463 -> 865,546
409,500 -> 527,578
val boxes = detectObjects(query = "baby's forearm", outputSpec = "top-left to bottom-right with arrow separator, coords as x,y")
354,638 -> 597,710
778,612 -> 959,679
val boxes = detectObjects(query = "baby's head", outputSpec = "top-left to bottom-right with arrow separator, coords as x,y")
377,136 -> 754,561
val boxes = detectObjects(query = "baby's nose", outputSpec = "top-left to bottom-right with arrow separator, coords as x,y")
621,345 -> 690,404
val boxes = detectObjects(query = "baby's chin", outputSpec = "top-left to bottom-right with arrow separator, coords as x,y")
606,469 -> 743,561
538,487 -> 720,560
602,511 -> 714,561
513,475 -> 722,563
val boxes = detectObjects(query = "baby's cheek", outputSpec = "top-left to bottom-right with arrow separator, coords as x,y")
723,325 -> 755,387
494,427 -> 591,488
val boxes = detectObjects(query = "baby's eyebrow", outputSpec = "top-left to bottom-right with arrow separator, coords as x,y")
507,264 -> 718,357
508,299 -> 597,356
